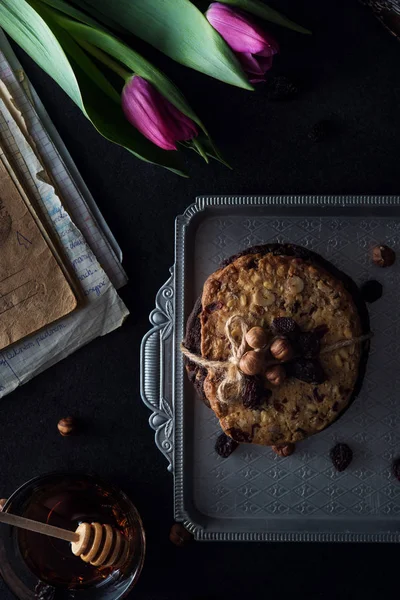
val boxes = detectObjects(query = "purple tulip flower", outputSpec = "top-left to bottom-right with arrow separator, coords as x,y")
206,2 -> 279,83
122,76 -> 198,151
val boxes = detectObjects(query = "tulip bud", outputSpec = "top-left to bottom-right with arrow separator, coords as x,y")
122,76 -> 198,150
206,3 -> 279,83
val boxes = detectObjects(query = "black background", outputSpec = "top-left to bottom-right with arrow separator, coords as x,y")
2,0 -> 400,598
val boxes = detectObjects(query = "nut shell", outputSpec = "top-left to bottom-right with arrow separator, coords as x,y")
272,443 -> 295,457
372,244 -> 396,267
245,326 -> 267,350
270,338 -> 293,362
169,523 -> 193,547
57,416 -> 77,436
239,350 -> 265,376
265,365 -> 286,386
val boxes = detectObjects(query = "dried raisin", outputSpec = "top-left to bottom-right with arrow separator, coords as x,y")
215,432 -> 239,458
272,317 -> 300,337
287,358 -> 326,384
227,428 -> 252,443
205,301 -> 224,313
330,443 -> 352,472
242,377 -> 271,409
297,331 -> 321,358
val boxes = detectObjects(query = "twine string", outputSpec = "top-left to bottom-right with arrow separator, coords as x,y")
181,315 -> 372,405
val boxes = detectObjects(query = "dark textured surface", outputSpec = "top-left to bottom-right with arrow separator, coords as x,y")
2,0 -> 400,598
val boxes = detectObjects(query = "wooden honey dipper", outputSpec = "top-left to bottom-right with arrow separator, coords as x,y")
72,522 -> 128,567
0,511 -> 129,568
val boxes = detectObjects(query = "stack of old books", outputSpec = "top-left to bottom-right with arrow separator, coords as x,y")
0,32 -> 128,397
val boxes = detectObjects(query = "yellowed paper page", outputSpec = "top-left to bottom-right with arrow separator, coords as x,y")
0,147 -> 81,301
0,157 -> 77,350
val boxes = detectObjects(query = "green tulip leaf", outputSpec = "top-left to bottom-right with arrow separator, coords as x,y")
30,7 -> 120,103
35,0 -> 107,30
74,0 -> 253,90
55,17 -> 225,164
219,0 -> 311,34
0,0 -> 188,175
0,0 -> 83,108
38,0 -> 126,33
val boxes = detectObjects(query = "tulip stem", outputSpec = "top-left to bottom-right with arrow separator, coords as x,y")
76,39 -> 131,81
192,138 -> 209,163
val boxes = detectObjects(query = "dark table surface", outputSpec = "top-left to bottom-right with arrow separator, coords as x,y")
2,0 -> 400,598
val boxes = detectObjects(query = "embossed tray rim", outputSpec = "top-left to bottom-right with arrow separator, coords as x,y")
141,195 -> 400,542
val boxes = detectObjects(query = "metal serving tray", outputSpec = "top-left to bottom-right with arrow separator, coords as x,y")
141,196 -> 400,542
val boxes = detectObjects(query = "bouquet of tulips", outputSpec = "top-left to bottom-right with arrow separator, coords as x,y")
0,0 -> 309,176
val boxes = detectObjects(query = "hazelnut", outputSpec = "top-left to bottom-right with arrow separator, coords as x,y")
372,244 -> 396,267
57,416 -> 77,436
239,350 -> 265,376
270,338 -> 293,362
245,326 -> 267,350
169,523 -> 193,547
286,276 -> 304,295
265,365 -> 286,386
0,498 -> 7,511
272,443 -> 295,457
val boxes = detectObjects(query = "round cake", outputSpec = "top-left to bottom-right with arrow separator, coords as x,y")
183,244 -> 369,447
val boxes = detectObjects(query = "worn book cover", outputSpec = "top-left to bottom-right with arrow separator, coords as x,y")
0,155 -> 77,350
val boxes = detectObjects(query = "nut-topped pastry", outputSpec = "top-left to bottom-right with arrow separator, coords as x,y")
183,244 -> 370,447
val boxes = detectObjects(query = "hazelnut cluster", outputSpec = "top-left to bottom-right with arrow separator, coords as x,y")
239,326 -> 293,386
238,318 -> 328,388
239,327 -> 268,376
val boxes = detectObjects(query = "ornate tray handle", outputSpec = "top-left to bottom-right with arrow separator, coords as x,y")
140,268 -> 175,472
